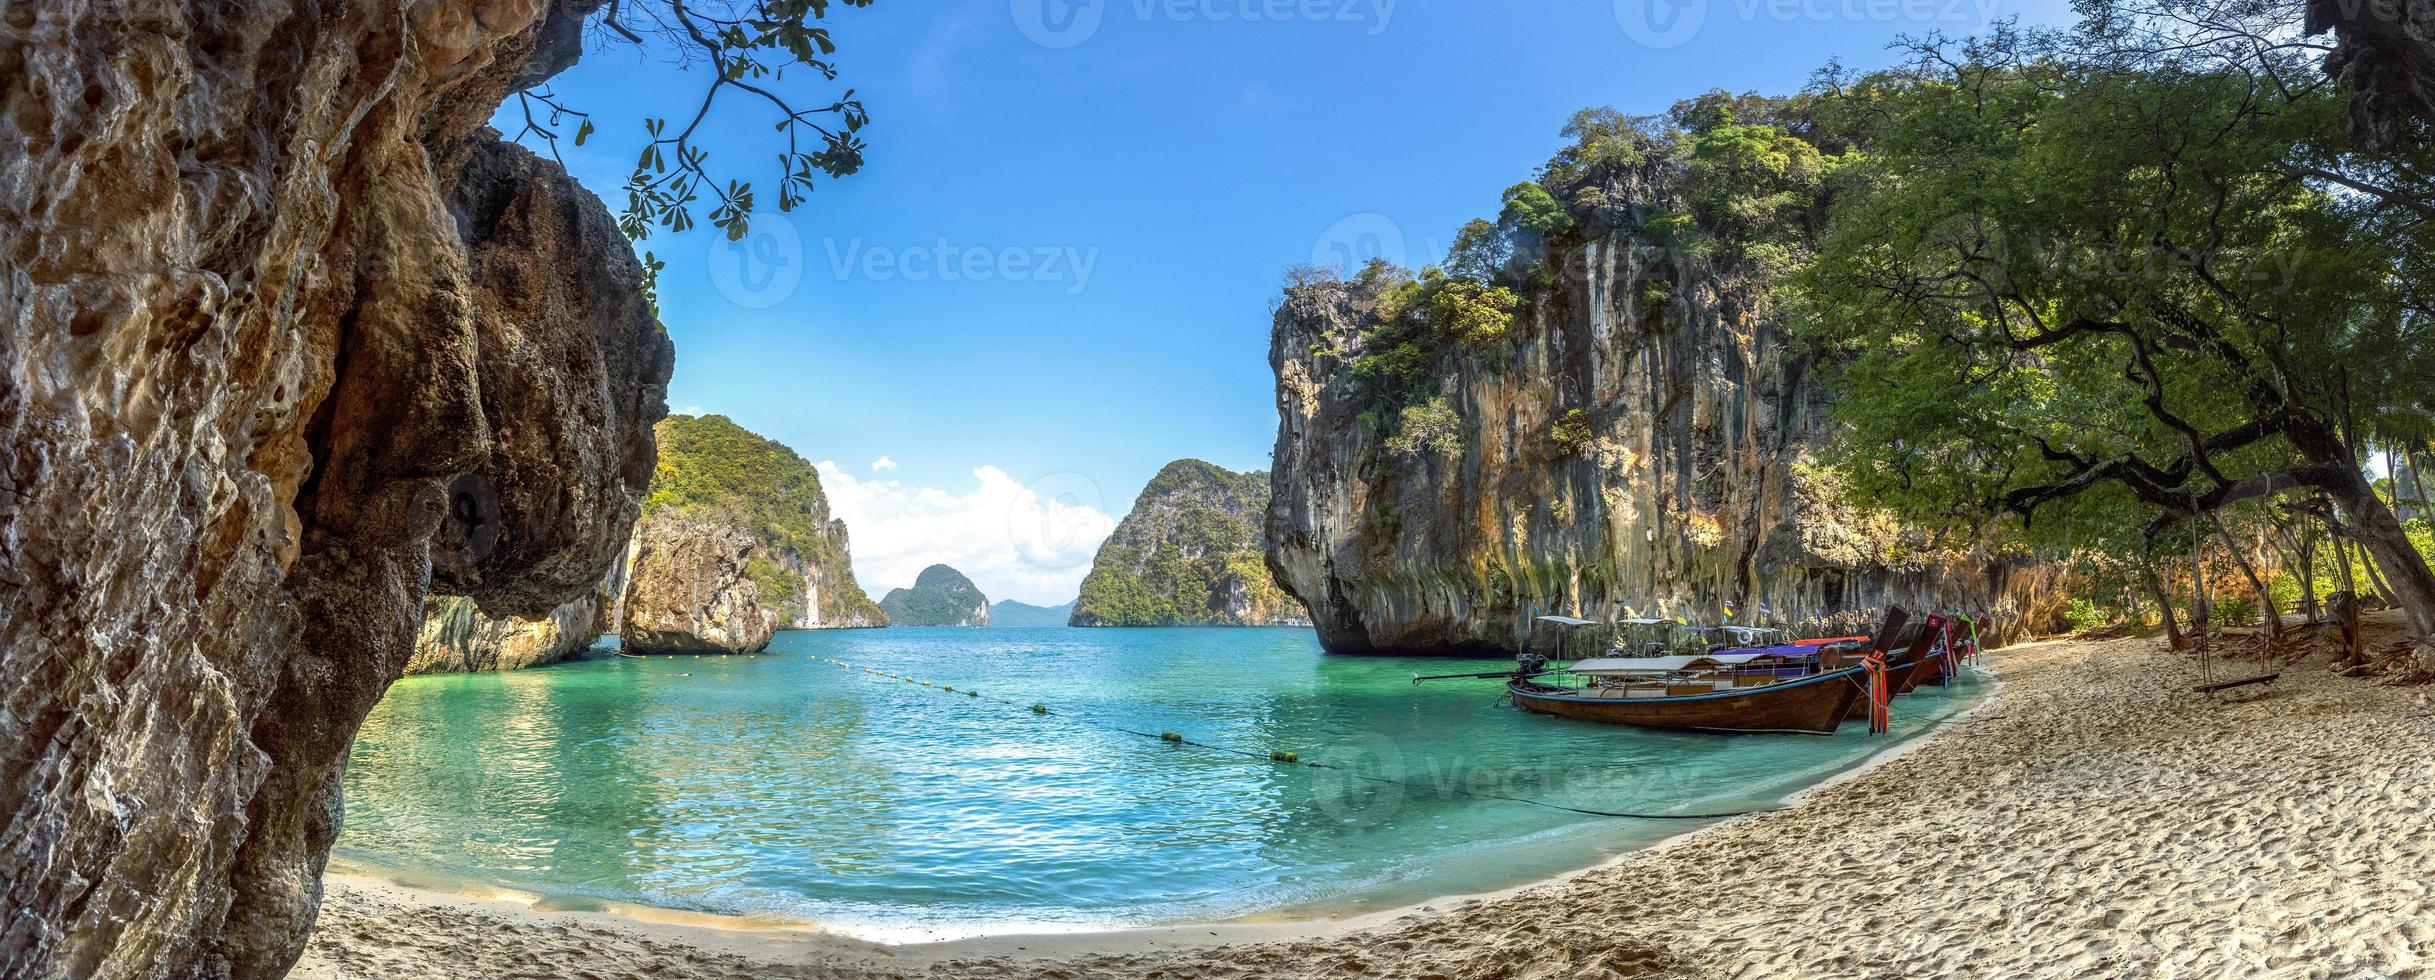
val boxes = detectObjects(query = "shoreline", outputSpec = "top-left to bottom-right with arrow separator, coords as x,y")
317,659 -> 2000,951
298,651 -> 2006,976
302,627 -> 2435,977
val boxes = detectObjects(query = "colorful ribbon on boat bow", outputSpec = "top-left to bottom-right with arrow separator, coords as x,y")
1937,621 -> 1961,684
1862,649 -> 1892,735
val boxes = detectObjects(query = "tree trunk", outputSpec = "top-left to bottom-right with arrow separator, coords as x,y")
2359,539 -> 2402,608
2408,449 -> 2431,524
2142,561 -> 2187,650
2294,520 -> 2321,621
2328,469 -> 2435,637
2207,511 -> 2281,640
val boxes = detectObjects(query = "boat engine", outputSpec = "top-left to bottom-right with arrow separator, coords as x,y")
1516,653 -> 1551,677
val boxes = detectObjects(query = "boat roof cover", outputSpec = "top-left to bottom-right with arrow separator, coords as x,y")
1702,652 -> 1789,666
1536,615 -> 1597,626
1567,653 -> 1787,675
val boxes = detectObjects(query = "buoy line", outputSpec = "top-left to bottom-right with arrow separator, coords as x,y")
807,657 -> 1772,821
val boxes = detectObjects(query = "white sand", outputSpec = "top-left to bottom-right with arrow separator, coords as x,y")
295,626 -> 2435,979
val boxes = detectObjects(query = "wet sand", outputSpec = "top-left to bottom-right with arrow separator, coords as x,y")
296,625 -> 2435,979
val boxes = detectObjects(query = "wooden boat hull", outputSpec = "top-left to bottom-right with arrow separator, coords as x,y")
1845,619 -> 1947,718
1509,666 -> 1868,735
1840,646 -> 1915,720
1892,648 -> 1941,694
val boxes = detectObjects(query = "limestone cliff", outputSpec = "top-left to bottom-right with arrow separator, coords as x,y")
404,592 -> 606,675
1071,460 -> 1309,627
408,523 -> 634,675
0,2 -> 672,976
616,415 -> 883,653
619,512 -> 780,653
1266,109 -> 2063,656
880,565 -> 991,626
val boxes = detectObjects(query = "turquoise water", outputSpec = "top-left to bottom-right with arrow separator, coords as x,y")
338,627 -> 1980,938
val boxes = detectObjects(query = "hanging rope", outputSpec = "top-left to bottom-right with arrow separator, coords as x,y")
1863,649 -> 1892,735
805,657 -> 1776,821
1936,621 -> 1960,683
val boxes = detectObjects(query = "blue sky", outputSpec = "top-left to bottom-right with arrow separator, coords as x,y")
518,0 -> 2066,603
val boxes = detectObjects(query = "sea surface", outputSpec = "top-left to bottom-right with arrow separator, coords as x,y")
338,627 -> 1981,939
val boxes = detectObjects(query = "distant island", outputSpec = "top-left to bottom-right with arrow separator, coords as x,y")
622,415 -> 887,654
988,599 -> 1074,627
1069,459 -> 1309,627
408,415 -> 882,670
880,565 -> 991,627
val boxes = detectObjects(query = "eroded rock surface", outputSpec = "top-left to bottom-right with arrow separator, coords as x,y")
1265,176 -> 2062,657
618,512 -> 778,654
0,1 -> 670,976
2309,0 -> 2435,148
405,591 -> 607,676
613,415 -> 884,652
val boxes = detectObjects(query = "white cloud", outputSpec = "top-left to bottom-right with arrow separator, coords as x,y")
870,456 -> 898,472
815,462 -> 1118,606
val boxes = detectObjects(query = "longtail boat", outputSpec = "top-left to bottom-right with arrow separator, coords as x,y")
1493,608 -> 1914,735
1507,662 -> 1869,735
1892,613 -> 1951,695
1839,613 -> 1946,719
1417,608 -> 1953,735
1918,616 -> 1979,687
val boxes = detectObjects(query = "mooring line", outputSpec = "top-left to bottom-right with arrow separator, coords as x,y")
808,657 -> 1774,821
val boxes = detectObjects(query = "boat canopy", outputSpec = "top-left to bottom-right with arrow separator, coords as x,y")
1536,615 -> 1597,626
1566,652 -> 1789,675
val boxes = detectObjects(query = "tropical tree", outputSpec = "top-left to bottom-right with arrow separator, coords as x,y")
1803,33 -> 2435,637
2069,0 -> 2435,150
510,0 -> 876,242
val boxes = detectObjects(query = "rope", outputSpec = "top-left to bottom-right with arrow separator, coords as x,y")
808,657 -> 1774,821
1937,622 -> 1960,683
1863,650 -> 1892,735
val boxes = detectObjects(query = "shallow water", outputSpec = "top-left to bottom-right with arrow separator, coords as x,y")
339,627 -> 1979,939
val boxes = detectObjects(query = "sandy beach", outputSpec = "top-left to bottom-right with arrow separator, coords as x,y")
296,627 -> 2435,979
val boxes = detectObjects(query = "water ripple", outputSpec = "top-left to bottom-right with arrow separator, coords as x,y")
341,627 -> 1977,935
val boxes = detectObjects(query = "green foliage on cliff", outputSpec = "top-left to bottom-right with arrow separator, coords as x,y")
1330,91 -> 1841,462
1384,397 -> 1463,460
880,564 -> 989,626
1344,265 -> 1519,455
1548,408 -> 1593,457
1071,460 -> 1301,626
646,414 -> 884,626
